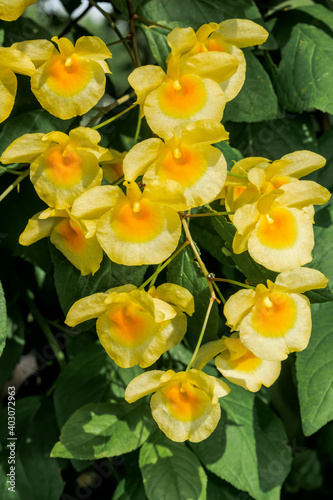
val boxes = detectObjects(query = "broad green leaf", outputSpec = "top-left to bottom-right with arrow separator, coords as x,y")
58,401 -> 153,460
112,448 -> 147,500
206,472 -> 251,500
223,50 -> 279,123
284,449 -> 323,492
139,430 -> 207,500
0,303 -> 25,389
1,18 -> 51,46
0,398 -> 63,500
296,302 -> 333,435
54,342 -> 110,427
51,246 -> 147,316
0,396 -> 41,443
191,384 -> 292,500
226,114 -> 318,159
277,24 -> 333,113
136,0 -> 263,29
0,281 -> 6,357
314,127 -> 333,191
167,240 -> 219,348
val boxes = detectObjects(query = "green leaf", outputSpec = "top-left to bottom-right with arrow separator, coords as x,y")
223,50 -> 279,123
50,246 -> 147,316
54,342 -> 110,428
167,241 -> 219,348
57,401 -> 153,460
206,472 -> 251,500
0,281 -> 6,357
0,303 -> 25,388
136,0 -> 263,30
285,449 -> 323,492
191,384 -> 292,500
296,302 -> 333,435
277,23 -> 333,113
1,18 -> 51,46
226,114 -> 318,159
214,141 -> 243,170
0,398 -> 64,500
139,430 -> 207,500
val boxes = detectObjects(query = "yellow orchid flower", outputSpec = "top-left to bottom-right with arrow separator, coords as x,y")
194,333 -> 280,392
123,120 -> 228,210
19,207 -> 103,275
1,127 -> 111,209
226,152 -> 331,271
125,369 -> 230,442
12,36 -> 112,119
0,0 -> 36,21
222,151 -> 327,213
223,268 -> 328,361
0,47 -> 35,123
128,48 -> 238,137
70,181 -> 182,266
167,20 -> 268,102
65,283 -> 194,368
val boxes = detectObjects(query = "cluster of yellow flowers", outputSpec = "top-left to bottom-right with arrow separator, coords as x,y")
1,4 -> 331,443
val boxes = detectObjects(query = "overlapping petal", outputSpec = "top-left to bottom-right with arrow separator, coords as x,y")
125,369 -> 230,442
13,36 -> 112,119
0,47 -> 35,123
19,209 -> 103,275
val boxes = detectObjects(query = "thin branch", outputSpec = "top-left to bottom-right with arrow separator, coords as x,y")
86,91 -> 135,128
88,0 -> 135,64
58,3 -> 92,38
126,0 -> 141,67
92,102 -> 138,130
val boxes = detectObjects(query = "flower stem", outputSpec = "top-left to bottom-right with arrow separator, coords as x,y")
0,170 -> 29,203
92,102 -> 138,130
86,91 -> 135,128
139,240 -> 190,290
186,297 -> 215,372
181,217 -> 217,302
88,0 -> 135,64
25,295 -> 66,370
227,172 -> 248,179
133,14 -> 172,30
132,107 -> 142,147
212,277 -> 255,289
184,211 -> 234,218
212,281 -> 226,305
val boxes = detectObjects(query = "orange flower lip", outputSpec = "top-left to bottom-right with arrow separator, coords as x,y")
158,74 -> 207,118
257,207 -> 298,249
162,381 -> 209,422
45,53 -> 91,96
105,303 -> 152,348
251,292 -> 297,338
157,145 -> 205,186
54,219 -> 86,254
45,145 -> 83,187
111,198 -> 164,243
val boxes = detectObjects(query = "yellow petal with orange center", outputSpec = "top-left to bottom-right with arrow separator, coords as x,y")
98,302 -> 153,348
251,292 -> 297,338
43,145 -> 84,187
158,74 -> 207,119
161,380 -> 210,422
111,198 -> 164,243
45,53 -> 92,96
256,207 -> 297,249
156,144 -> 205,186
